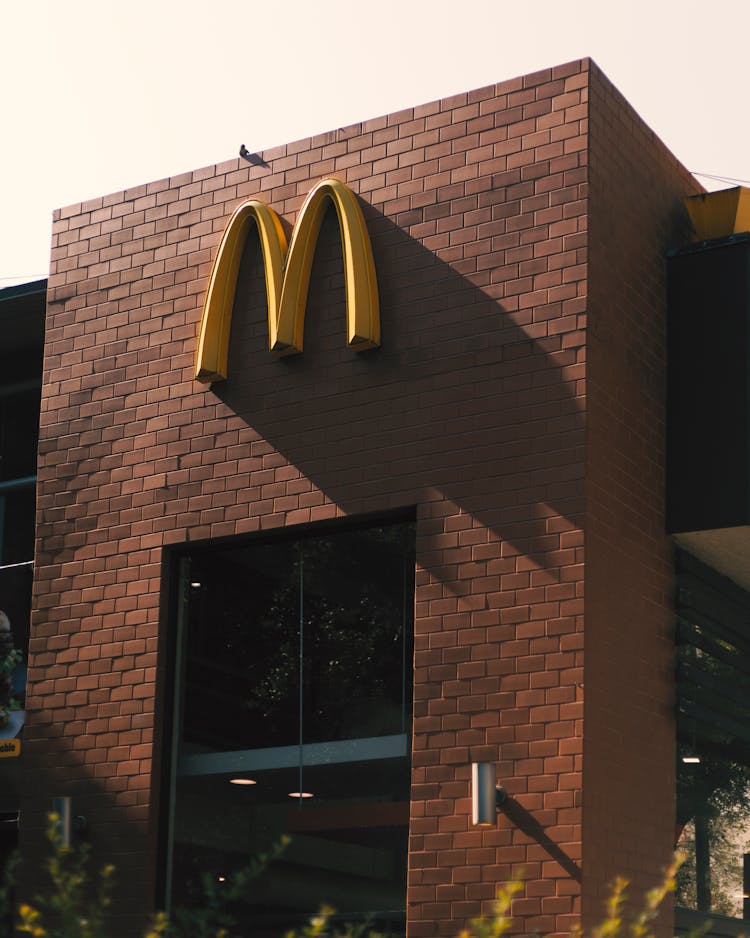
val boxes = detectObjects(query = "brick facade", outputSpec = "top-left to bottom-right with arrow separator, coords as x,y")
24,59 -> 697,936
583,68 -> 700,926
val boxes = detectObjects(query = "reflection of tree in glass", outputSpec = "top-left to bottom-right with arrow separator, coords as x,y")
303,525 -> 411,741
250,566 -> 299,720
676,802 -> 750,914
676,632 -> 750,915
184,523 -> 414,751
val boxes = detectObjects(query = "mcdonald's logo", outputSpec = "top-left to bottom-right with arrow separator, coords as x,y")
195,178 -> 380,383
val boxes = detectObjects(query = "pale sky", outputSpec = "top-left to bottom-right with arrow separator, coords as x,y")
3,0 -> 749,287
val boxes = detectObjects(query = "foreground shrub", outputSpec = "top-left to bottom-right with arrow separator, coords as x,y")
14,815 -> 683,938
17,814 -> 113,938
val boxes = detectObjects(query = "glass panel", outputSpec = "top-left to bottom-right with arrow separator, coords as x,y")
676,552 -> 750,921
182,539 -> 300,753
0,388 -> 40,482
303,525 -> 412,743
0,564 -> 30,734
0,566 -> 32,707
171,756 -> 409,937
676,745 -> 750,917
169,519 -> 414,935
1,488 -> 36,565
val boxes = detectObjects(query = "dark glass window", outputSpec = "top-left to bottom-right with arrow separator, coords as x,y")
0,387 -> 40,483
0,563 -> 30,712
0,379 -> 38,744
0,487 -> 36,566
0,382 -> 40,566
167,519 -> 415,937
675,551 -> 750,925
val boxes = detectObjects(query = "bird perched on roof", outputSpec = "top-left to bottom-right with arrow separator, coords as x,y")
238,145 -> 270,168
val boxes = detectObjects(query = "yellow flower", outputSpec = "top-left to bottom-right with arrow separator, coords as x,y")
17,902 -> 45,936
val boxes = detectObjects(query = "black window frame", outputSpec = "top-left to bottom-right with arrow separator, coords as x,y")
158,511 -> 416,935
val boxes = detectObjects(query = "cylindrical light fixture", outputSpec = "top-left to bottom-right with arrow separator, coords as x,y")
52,796 -> 72,848
472,762 -> 497,826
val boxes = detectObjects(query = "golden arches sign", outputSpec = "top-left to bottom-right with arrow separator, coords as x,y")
195,178 -> 380,383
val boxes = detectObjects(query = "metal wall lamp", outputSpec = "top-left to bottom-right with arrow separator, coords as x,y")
52,796 -> 87,847
471,762 -> 507,826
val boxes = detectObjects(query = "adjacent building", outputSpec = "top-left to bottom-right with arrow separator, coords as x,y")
0,278 -> 44,931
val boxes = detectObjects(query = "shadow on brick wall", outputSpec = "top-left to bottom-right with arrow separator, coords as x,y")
214,200 -> 585,576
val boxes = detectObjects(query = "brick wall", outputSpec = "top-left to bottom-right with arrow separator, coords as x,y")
18,57 -> 678,937
583,63 -> 700,929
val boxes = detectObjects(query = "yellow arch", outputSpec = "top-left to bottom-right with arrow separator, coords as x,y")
195,200 -> 287,383
195,178 -> 380,383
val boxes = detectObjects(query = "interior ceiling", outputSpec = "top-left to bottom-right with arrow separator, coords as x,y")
674,527 -> 750,593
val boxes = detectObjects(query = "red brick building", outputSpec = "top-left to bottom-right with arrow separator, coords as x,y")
16,57 -> 743,937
